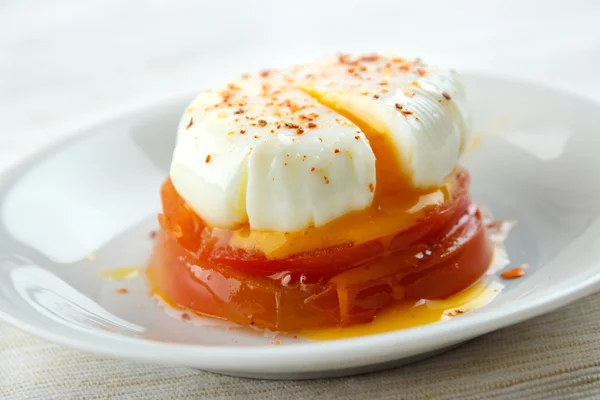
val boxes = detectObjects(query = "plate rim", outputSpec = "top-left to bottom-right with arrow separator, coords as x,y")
2,73 -> 600,373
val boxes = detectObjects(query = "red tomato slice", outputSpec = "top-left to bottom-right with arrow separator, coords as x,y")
147,169 -> 492,330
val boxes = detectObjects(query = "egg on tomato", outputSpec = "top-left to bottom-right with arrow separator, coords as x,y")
147,54 -> 493,332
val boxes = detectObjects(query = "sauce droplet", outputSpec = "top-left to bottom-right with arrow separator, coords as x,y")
99,266 -> 143,281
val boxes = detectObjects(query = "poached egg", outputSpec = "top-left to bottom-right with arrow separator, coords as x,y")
170,54 -> 471,232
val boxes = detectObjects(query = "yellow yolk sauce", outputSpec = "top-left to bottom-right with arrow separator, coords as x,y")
100,266 -> 143,280
301,279 -> 502,340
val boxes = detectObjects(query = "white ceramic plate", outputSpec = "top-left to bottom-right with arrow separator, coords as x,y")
2,73 -> 600,380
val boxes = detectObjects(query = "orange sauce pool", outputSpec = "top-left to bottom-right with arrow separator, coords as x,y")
301,279 -> 502,340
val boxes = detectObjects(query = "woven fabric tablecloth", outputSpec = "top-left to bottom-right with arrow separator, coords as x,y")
2,293 -> 600,399
3,1 -> 600,399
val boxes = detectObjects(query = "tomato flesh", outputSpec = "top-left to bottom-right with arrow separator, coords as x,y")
147,169 -> 492,330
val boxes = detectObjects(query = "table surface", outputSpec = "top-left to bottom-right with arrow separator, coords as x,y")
2,1 -> 600,399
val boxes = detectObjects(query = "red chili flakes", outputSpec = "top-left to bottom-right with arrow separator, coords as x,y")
296,128 -> 305,135
369,183 -> 374,192
360,54 -> 380,62
234,108 -> 244,115
373,94 -> 380,99
261,83 -> 270,97
486,220 -> 503,231
310,167 -> 315,172
347,67 -> 356,74
299,112 -> 319,121
181,313 -> 191,320
240,129 -> 246,134
307,122 -> 317,129
355,135 -> 361,140
284,122 -> 300,129
442,92 -> 452,100
205,154 -> 211,164
149,230 -> 157,239
253,135 -> 260,139
257,119 -> 267,127
334,148 -> 340,154
280,98 -> 296,111
401,109 -> 414,116
115,288 -> 128,294
395,103 -> 403,110
416,68 -> 426,77
338,54 -> 350,64
186,117 -> 194,129
501,267 -> 526,280
446,309 -> 465,317
318,138 -> 323,142
259,70 -> 271,78
324,176 -> 330,184
399,64 -> 410,72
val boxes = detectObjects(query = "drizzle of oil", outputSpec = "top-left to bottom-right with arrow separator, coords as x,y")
99,266 -> 143,281
300,279 -> 503,340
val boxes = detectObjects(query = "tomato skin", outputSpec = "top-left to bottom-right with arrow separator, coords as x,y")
147,170 -> 493,330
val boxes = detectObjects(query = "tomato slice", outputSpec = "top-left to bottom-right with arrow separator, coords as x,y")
147,169 -> 493,330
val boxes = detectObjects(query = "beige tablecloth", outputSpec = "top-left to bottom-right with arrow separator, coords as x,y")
2,292 -> 600,400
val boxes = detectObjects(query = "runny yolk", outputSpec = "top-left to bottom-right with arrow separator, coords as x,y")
301,279 -> 502,340
221,90 -> 448,259
302,88 -> 414,199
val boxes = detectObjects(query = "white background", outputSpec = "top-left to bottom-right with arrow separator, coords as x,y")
2,0 -> 600,170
